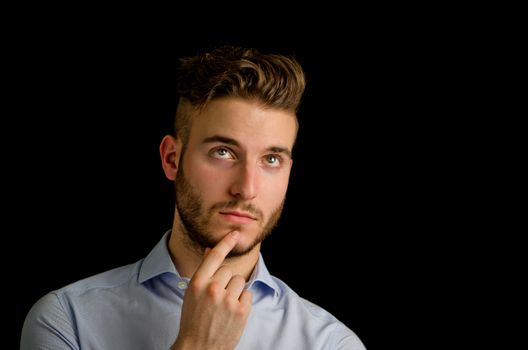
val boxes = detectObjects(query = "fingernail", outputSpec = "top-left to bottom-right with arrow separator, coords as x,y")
231,231 -> 240,239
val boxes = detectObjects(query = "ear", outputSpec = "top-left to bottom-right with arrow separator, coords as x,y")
160,135 -> 183,181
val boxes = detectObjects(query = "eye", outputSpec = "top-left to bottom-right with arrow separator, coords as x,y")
264,154 -> 282,168
211,147 -> 234,160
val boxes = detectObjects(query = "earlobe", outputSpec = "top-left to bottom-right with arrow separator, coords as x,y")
160,135 -> 182,181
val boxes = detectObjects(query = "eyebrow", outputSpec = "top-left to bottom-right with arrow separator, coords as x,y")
202,135 -> 292,158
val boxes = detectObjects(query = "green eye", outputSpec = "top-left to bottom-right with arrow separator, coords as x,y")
211,147 -> 233,159
265,154 -> 282,167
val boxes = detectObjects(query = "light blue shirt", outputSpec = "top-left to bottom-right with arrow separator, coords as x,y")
21,231 -> 365,349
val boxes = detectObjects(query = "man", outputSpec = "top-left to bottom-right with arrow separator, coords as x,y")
21,46 -> 366,349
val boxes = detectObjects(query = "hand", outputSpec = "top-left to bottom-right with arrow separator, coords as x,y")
171,231 -> 253,350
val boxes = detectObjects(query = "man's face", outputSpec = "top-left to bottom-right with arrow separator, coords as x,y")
174,97 -> 297,257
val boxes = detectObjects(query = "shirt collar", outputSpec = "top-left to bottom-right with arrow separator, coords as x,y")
247,254 -> 281,298
138,230 -> 178,283
138,230 -> 281,297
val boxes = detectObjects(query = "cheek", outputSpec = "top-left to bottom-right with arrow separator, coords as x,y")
185,160 -> 227,196
261,173 -> 290,211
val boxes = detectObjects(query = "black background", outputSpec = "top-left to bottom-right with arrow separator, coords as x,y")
5,12 -> 471,349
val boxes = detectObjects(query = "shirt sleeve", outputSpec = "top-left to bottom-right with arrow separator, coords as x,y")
332,323 -> 367,350
20,292 -> 79,350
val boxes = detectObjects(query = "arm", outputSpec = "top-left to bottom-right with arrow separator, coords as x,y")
20,293 -> 78,350
170,231 -> 252,350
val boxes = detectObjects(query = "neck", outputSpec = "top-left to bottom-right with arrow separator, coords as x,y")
167,216 -> 260,281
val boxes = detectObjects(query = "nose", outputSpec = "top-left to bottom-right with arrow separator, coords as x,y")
229,162 -> 258,200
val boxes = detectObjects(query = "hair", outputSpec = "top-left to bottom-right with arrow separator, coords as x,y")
174,46 -> 306,144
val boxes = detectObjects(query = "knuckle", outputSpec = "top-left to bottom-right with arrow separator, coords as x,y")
207,281 -> 223,298
241,291 -> 253,306
188,278 -> 204,292
224,297 -> 238,310
235,304 -> 250,318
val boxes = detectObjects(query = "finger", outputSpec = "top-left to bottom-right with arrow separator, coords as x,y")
225,275 -> 246,300
239,289 -> 253,306
194,231 -> 240,280
211,265 -> 234,288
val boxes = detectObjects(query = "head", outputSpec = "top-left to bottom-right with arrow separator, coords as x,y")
160,46 -> 306,257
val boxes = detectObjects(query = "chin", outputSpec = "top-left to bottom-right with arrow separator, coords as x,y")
205,224 -> 261,255
228,234 -> 260,257
227,244 -> 255,258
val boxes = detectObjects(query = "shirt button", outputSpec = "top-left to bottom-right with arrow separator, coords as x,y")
177,281 -> 187,290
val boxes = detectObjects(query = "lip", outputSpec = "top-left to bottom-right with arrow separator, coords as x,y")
219,211 -> 257,224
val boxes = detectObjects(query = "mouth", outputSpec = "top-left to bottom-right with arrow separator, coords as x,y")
218,210 -> 257,224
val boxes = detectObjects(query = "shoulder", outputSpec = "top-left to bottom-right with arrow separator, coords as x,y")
46,260 -> 143,313
25,262 -> 139,318
272,276 -> 366,349
297,296 -> 366,349
27,259 -> 140,303
57,261 -> 140,296
21,261 -> 142,349
29,260 -> 140,311
21,292 -> 76,349
272,276 -> 341,323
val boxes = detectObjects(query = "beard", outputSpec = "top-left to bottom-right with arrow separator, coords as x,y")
174,166 -> 285,257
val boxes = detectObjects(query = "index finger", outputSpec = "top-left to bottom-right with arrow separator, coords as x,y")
193,231 -> 240,280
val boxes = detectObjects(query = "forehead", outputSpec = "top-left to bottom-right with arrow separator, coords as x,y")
189,97 -> 298,150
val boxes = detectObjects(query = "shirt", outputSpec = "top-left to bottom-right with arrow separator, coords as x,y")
21,231 -> 366,349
